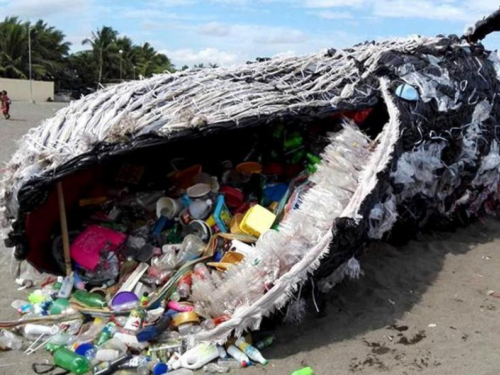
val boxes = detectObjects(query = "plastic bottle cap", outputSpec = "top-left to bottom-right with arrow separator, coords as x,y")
152,362 -> 168,375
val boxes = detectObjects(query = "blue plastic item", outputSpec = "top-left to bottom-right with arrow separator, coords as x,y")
152,362 -> 168,375
136,315 -> 172,342
263,183 -> 288,202
75,342 -> 94,357
395,83 -> 419,101
213,195 -> 231,233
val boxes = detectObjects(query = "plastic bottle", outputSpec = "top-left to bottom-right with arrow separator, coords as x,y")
23,324 -> 59,340
96,349 -> 120,362
0,329 -> 23,350
226,345 -> 249,367
53,347 -> 90,375
235,337 -> 268,365
193,263 -> 211,280
255,335 -> 275,350
176,234 -> 206,264
217,358 -> 244,369
217,345 -> 228,359
96,322 -> 117,346
99,337 -> 128,354
203,362 -> 229,373
137,359 -> 168,375
93,354 -> 132,375
136,314 -> 172,342
180,343 -> 219,370
76,319 -> 106,344
57,273 -> 75,299
291,367 -> 314,375
73,290 -> 107,308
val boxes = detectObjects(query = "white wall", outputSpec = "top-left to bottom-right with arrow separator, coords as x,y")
0,78 -> 54,102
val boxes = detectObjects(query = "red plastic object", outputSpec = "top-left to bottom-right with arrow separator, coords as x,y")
219,186 -> 244,208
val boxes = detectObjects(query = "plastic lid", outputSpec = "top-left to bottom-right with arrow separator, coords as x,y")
236,161 -> 263,175
187,183 -> 211,198
152,362 -> 168,375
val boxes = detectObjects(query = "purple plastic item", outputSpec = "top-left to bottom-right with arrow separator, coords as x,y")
111,291 -> 139,311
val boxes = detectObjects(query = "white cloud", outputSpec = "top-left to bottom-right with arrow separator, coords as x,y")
162,47 -> 239,66
312,10 -> 353,19
197,23 -> 309,44
2,0 -> 90,18
373,0 -> 469,21
199,22 -> 232,37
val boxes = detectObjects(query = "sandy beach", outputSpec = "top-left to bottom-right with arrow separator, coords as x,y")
0,102 -> 499,375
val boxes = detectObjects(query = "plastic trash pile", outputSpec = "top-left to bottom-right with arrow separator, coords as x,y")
1,122 -> 331,374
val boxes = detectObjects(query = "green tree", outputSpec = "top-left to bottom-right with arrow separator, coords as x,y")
82,26 -> 119,86
0,17 -> 70,81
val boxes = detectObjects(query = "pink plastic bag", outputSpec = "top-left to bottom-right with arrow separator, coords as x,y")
70,225 -> 127,271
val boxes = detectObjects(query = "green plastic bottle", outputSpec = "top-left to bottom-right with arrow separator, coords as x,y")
53,347 -> 90,374
73,290 -> 107,308
291,367 -> 314,375
96,322 -> 116,346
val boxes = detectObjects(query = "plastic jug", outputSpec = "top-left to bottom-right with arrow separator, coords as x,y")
180,343 -> 219,370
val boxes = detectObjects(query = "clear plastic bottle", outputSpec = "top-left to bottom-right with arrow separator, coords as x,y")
203,362 -> 229,373
57,273 -> 75,299
176,234 -> 206,264
194,263 -> 211,281
217,358 -> 244,369
0,329 -> 23,350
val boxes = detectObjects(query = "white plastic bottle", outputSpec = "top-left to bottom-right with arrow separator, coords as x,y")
180,343 -> 219,370
235,337 -> 268,365
226,345 -> 249,367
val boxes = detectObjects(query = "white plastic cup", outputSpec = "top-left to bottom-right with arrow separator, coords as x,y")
156,197 -> 181,219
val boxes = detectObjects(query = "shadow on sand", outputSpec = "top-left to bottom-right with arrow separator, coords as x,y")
264,218 -> 500,359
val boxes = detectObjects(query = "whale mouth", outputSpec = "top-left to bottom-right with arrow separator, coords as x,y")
193,79 -> 400,342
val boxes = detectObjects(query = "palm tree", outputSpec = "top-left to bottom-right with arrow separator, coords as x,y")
82,26 -> 119,85
135,42 -> 173,77
0,17 -> 29,78
0,17 -> 70,81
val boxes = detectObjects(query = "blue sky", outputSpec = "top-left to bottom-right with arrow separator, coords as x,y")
1,0 -> 500,67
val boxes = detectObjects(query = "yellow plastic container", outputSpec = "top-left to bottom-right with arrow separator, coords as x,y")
240,205 -> 276,237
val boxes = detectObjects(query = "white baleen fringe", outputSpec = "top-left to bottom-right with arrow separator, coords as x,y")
193,78 -> 402,342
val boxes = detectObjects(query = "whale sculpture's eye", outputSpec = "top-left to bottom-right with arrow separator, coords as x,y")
395,83 -> 419,101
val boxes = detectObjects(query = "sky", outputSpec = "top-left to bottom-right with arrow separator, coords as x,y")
1,0 -> 500,68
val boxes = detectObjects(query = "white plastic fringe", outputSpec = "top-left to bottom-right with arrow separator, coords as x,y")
192,77 -> 402,343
